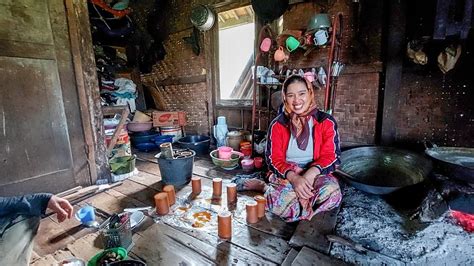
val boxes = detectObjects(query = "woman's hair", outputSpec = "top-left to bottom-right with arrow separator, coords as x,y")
282,75 -> 310,94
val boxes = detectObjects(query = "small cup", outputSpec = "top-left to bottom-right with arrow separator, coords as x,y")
304,71 -> 315,83
75,206 -> 95,224
218,146 -> 233,160
213,178 -> 222,197
246,200 -> 259,224
254,195 -> 267,219
226,183 -> 237,205
191,176 -> 202,195
218,210 -> 232,239
163,185 -> 176,206
285,36 -> 300,52
240,145 -> 252,158
260,37 -> 271,52
254,157 -> 263,169
154,192 -> 170,215
314,29 -> 329,46
274,46 -> 287,62
241,158 -> 254,172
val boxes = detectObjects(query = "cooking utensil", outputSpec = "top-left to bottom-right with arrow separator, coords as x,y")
424,142 -> 474,184
177,135 -> 210,155
123,206 -> 152,212
336,146 -> 432,194
327,235 -> 405,265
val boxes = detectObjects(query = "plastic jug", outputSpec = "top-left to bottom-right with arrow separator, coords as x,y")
213,116 -> 228,147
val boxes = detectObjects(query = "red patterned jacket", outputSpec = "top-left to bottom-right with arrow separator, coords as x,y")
265,109 -> 341,178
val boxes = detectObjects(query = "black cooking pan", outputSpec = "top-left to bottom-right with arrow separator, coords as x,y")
424,142 -> 474,184
335,147 -> 433,195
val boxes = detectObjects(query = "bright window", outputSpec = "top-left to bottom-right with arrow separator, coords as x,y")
218,6 -> 255,100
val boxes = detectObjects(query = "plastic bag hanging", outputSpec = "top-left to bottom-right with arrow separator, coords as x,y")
437,44 -> 462,74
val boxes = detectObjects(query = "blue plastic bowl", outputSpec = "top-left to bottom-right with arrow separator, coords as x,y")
153,135 -> 174,145
135,142 -> 159,152
130,131 -> 160,146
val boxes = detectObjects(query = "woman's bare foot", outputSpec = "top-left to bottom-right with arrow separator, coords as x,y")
243,178 -> 266,192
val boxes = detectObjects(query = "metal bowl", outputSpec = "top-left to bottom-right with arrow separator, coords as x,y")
177,135 -> 210,155
337,146 -> 432,194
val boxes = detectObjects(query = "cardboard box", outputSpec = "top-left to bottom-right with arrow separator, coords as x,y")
153,111 -> 186,127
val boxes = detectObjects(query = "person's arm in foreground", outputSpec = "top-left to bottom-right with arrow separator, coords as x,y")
0,194 -> 73,222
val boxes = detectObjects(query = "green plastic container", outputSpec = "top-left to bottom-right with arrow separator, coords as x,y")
109,155 -> 136,175
88,247 -> 127,266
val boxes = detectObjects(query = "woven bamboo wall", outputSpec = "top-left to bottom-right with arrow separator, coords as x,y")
142,25 -> 210,134
141,0 -> 383,143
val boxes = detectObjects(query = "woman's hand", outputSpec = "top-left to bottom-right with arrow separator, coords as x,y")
287,171 -> 314,199
47,195 -> 73,223
302,167 -> 321,188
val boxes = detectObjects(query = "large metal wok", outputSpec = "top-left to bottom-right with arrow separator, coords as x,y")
335,147 -> 433,195
425,143 -> 474,184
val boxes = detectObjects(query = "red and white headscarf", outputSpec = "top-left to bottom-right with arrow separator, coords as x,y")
282,75 -> 317,150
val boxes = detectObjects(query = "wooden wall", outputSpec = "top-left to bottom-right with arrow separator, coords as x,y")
383,0 -> 474,148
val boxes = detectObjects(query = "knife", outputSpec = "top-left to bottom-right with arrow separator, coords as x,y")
327,235 -> 406,265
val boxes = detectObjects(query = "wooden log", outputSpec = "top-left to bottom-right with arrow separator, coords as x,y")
281,248 -> 299,266
56,186 -> 82,198
291,246 -> 349,266
289,205 -> 341,254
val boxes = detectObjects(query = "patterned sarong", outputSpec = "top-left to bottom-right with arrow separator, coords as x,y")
264,173 -> 342,222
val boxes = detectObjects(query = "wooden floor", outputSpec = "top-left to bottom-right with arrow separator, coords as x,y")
31,151 -> 346,265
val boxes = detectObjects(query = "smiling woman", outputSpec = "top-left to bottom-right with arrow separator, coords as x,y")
231,74 -> 343,222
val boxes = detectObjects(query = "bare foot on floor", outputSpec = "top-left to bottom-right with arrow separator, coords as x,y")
244,179 -> 266,192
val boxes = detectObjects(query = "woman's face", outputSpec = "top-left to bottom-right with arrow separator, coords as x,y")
285,81 -> 310,115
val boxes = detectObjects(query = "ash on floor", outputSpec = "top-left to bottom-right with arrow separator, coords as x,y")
330,186 -> 474,265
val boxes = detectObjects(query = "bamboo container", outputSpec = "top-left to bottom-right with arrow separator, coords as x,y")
163,185 -> 176,206
154,192 -> 169,215
254,195 -> 266,219
191,176 -> 202,195
159,142 -> 174,159
217,210 -> 232,239
213,178 -> 222,197
226,183 -> 237,205
246,200 -> 258,224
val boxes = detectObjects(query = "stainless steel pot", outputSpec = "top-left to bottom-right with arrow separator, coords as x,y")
190,5 -> 215,31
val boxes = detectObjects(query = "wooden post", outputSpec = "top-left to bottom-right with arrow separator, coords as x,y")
380,0 -> 406,145
65,0 -> 111,183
